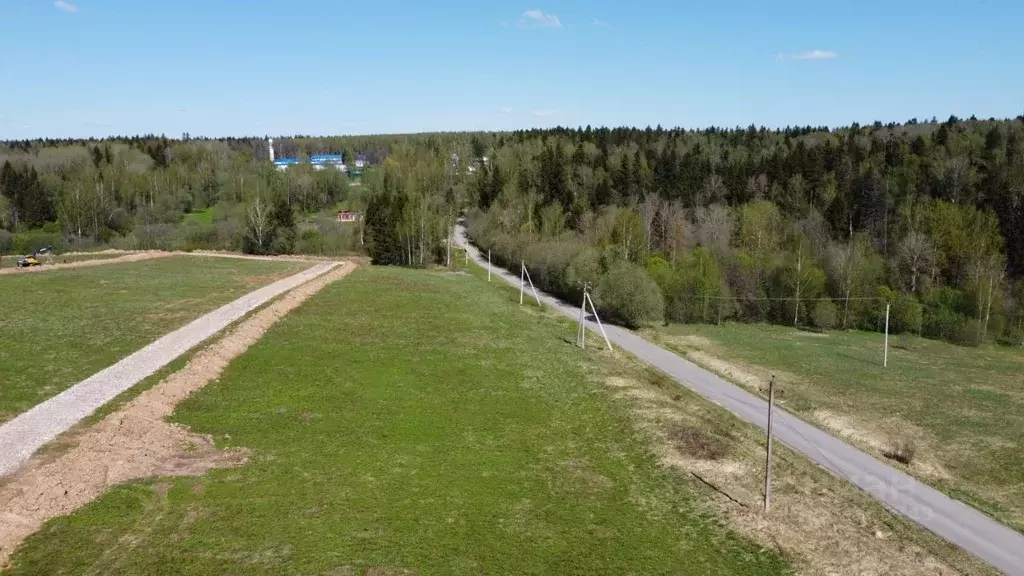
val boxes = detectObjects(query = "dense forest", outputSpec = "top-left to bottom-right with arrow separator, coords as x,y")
3,116 -> 1024,346
457,117 -> 1024,346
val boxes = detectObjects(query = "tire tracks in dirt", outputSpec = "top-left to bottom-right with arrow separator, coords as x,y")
0,261 -> 356,567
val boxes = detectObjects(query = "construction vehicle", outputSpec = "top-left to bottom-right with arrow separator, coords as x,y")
17,246 -> 53,267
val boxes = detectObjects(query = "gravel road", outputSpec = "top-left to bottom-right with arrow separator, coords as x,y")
0,262 -> 340,478
456,224 -> 1024,575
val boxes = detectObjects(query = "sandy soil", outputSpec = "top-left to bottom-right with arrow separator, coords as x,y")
0,262 -> 356,567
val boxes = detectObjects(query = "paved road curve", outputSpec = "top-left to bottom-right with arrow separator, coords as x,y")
456,225 -> 1024,575
0,262 -> 340,478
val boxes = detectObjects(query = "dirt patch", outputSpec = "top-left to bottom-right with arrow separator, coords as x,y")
0,251 -> 171,276
662,333 -> 716,349
0,261 -> 356,567
814,410 -> 887,451
670,427 -> 729,461
688,351 -> 773,391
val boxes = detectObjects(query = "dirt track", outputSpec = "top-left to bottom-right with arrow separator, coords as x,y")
0,261 -> 355,567
0,251 -> 172,275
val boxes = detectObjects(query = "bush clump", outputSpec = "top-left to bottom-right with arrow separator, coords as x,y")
811,300 -> 838,331
593,261 -> 665,329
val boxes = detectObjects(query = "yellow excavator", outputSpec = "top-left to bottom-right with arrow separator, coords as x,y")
16,246 -> 53,267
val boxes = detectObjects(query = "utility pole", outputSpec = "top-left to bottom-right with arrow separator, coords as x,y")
884,303 -> 891,368
763,375 -> 776,514
577,282 -> 590,349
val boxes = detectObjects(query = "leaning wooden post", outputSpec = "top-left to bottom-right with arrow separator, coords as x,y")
884,303 -> 891,368
519,261 -> 525,306
763,375 -> 776,514
585,292 -> 613,351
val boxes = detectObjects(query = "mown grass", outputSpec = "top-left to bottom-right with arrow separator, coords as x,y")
649,322 -> 1024,531
7,266 -> 788,575
0,255 -> 309,423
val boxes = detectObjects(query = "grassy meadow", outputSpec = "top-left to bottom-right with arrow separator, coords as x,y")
0,255 -> 309,422
648,322 -> 1024,531
7,266 -> 788,575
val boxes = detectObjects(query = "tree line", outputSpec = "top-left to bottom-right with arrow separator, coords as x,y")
461,117 -> 1024,346
4,118 -> 1024,346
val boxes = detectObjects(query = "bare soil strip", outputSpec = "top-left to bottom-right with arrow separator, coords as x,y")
0,262 -> 355,567
0,251 -> 171,275
0,263 -> 341,478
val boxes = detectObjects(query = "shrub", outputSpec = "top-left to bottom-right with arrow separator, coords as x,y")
134,223 -> 177,251
593,261 -> 665,329
0,229 -> 13,254
891,293 -> 923,334
883,427 -> 917,465
811,300 -> 838,331
296,228 -> 324,255
13,230 -> 64,255
183,223 -> 221,250
951,318 -> 983,347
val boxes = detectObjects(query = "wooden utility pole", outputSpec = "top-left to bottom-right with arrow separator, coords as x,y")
577,282 -> 590,349
884,303 -> 891,368
764,375 -> 776,514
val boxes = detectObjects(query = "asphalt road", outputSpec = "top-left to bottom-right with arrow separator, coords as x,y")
456,224 -> 1024,575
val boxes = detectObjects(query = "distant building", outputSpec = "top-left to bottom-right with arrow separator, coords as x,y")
274,157 -> 299,171
337,211 -> 361,223
310,154 -> 346,171
269,139 -> 347,172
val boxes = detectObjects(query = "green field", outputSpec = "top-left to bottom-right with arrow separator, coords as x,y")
7,266 -> 787,575
0,252 -> 123,268
0,255 -> 309,423
648,322 -> 1024,531
182,207 -> 215,225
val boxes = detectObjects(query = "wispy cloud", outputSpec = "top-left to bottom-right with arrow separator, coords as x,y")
776,49 -> 838,61
499,107 -> 513,114
532,109 -> 557,117
516,9 -> 561,29
592,18 -> 612,29
53,1 -> 78,13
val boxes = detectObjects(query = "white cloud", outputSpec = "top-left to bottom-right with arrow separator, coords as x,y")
517,9 -> 561,29
776,49 -> 838,61
592,18 -> 612,29
532,109 -> 557,117
499,107 -> 513,114
54,1 -> 78,13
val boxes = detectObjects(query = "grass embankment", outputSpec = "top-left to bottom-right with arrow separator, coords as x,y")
7,266 -> 787,575
0,255 -> 309,423
649,322 -> 1024,532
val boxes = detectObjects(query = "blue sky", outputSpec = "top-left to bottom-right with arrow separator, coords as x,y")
1,0 -> 1022,139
